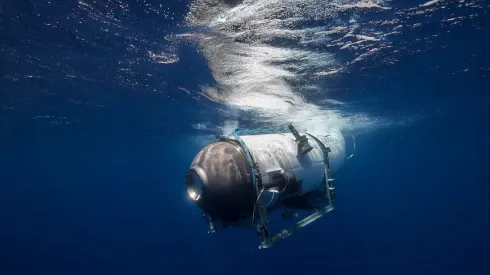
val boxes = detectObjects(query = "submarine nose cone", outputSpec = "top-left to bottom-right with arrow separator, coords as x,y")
185,141 -> 255,220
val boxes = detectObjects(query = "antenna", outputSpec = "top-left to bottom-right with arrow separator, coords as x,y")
288,124 -> 313,156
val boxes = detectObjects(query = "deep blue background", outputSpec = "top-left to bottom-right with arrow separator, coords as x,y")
1,1 -> 489,275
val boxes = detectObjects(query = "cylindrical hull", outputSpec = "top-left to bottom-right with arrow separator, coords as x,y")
240,129 -> 345,195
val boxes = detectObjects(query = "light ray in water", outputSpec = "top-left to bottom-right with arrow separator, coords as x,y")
173,0 -> 485,133
178,0 -> 396,133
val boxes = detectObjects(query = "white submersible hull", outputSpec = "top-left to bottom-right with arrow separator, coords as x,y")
185,125 -> 346,248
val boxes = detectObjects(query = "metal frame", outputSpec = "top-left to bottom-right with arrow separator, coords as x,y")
257,133 -> 335,249
206,131 -> 336,249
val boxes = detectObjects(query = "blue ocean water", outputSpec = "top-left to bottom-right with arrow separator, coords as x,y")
1,0 -> 489,274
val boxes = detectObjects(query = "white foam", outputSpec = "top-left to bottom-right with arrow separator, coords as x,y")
148,51 -> 179,64
420,0 -> 441,7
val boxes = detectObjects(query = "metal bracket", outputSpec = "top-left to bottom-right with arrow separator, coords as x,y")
204,214 -> 218,233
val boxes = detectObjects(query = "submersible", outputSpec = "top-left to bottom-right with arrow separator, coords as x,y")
185,124 -> 346,248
